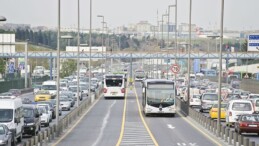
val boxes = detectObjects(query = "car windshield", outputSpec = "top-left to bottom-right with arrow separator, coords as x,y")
36,90 -> 49,94
228,94 -> 241,99
232,102 -> 252,111
60,97 -> 69,101
39,107 -> 47,114
23,108 -> 34,118
212,104 -> 227,108
0,109 -> 13,122
241,115 -> 259,122
202,94 -> 218,101
193,95 -> 200,98
42,85 -> 56,90
38,105 -> 49,111
250,95 -> 259,99
60,83 -> 66,87
69,87 -> 77,92
241,92 -> 249,96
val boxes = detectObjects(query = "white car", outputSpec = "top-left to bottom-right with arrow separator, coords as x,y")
60,97 -> 72,111
37,104 -> 52,122
190,94 -> 201,107
37,106 -> 50,127
226,100 -> 254,127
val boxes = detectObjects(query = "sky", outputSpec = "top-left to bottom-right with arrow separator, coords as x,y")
0,0 -> 258,31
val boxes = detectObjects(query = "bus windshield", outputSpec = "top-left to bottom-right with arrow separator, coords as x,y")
105,79 -> 122,87
146,89 -> 174,107
42,85 -> 56,90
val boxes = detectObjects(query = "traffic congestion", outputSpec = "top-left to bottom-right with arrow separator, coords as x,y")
0,68 -> 103,146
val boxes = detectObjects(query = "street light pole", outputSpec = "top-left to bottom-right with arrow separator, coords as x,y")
187,0 -> 192,115
97,15 -> 104,76
89,0 -> 93,102
56,0 -> 61,131
76,0 -> 80,107
25,42 -> 28,88
217,0 -> 224,137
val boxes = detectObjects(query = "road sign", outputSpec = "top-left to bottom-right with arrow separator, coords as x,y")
248,34 -> 259,51
171,64 -> 180,74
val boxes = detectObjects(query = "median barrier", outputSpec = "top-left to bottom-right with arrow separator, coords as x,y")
185,105 -> 259,146
22,86 -> 102,146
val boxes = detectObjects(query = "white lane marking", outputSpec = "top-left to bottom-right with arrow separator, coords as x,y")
92,100 -> 116,146
177,143 -> 198,146
167,124 -> 175,129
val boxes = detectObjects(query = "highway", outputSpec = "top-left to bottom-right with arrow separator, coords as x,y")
51,82 -> 224,146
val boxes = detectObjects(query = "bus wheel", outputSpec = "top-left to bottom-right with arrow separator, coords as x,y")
171,114 -> 175,117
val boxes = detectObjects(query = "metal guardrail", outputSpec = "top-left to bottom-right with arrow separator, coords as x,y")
176,97 -> 258,146
22,86 -> 103,146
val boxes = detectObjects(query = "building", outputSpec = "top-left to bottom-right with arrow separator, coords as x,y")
136,21 -> 152,33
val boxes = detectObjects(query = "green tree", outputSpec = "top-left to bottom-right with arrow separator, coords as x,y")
0,59 -> 6,75
60,59 -> 76,78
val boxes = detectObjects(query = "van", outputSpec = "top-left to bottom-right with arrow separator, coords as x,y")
42,81 -> 57,96
23,104 -> 41,136
0,96 -> 24,144
226,100 -> 254,126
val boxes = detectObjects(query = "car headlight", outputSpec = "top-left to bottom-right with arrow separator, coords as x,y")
0,140 -> 6,144
27,123 -> 34,126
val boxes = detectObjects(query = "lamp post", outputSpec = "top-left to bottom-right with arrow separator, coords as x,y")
187,0 -> 192,116
217,0 -> 224,137
97,15 -> 104,76
162,13 -> 168,49
104,23 -> 108,74
207,35 -> 220,69
56,0 -> 61,131
76,0 -> 80,107
89,0 -> 93,102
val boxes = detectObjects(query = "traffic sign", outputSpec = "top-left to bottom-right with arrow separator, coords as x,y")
248,34 -> 259,51
171,64 -> 180,74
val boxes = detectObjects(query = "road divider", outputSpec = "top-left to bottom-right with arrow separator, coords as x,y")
176,97 -> 258,146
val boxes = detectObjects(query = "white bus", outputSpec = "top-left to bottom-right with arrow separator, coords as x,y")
42,80 -> 57,97
103,74 -> 126,99
134,70 -> 146,81
142,79 -> 176,117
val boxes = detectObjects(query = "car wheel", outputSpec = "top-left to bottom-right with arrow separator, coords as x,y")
68,108 -> 70,111
11,138 -> 16,146
46,122 -> 49,127
238,129 -> 242,134
200,109 -> 203,113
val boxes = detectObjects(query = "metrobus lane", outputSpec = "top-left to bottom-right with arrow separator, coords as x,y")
53,95 -> 125,146
134,82 -> 221,146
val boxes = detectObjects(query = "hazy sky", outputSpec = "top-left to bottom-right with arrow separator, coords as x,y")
0,0 -> 258,30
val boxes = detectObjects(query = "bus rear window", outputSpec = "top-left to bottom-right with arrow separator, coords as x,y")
106,79 -> 122,87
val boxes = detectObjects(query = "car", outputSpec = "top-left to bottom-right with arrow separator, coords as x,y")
8,89 -> 21,97
33,85 -> 42,94
22,104 -> 41,136
59,94 -> 75,107
60,82 -> 68,91
60,97 -> 72,111
37,106 -> 50,127
224,94 -> 242,102
240,91 -> 250,99
36,104 -> 52,122
0,124 -> 13,146
189,94 -> 201,107
37,101 -> 56,119
47,99 -> 62,116
226,100 -> 254,127
247,94 -> 259,100
235,114 -> 259,135
199,93 -> 219,112
68,86 -> 82,101
34,90 -> 52,102
209,103 -> 227,119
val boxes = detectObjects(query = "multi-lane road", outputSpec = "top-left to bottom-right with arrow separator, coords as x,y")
51,82 -> 225,146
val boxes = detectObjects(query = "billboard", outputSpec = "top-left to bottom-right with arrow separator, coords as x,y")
248,34 -> 259,51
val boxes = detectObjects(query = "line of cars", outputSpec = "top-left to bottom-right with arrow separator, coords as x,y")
177,75 -> 259,135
